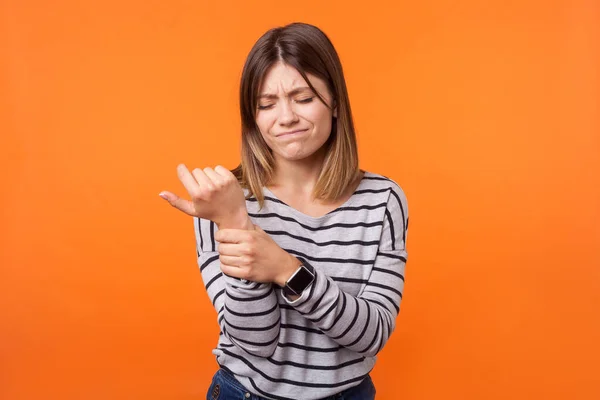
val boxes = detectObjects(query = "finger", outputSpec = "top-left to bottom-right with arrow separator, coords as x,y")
220,262 -> 246,279
176,164 -> 201,196
215,229 -> 248,244
203,167 -> 225,186
219,254 -> 243,267
214,165 -> 235,180
159,191 -> 195,215
190,167 -> 213,191
217,242 -> 246,256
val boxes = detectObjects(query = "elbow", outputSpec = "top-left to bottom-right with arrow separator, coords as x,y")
222,310 -> 281,358
358,333 -> 393,358
358,339 -> 386,358
357,316 -> 396,357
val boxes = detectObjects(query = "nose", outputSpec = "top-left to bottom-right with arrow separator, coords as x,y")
277,100 -> 299,126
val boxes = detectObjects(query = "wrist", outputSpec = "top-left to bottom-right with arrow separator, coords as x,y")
217,212 -> 254,230
275,254 -> 303,287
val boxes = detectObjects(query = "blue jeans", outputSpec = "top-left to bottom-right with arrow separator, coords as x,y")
206,368 -> 376,400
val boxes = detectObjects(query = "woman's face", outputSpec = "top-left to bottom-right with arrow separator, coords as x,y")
255,61 -> 336,163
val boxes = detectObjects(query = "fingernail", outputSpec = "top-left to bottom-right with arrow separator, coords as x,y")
159,192 -> 168,200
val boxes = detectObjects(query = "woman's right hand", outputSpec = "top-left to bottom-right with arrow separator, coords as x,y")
159,164 -> 253,230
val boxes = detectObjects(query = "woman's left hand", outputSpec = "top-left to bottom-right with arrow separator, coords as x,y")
215,225 -> 301,286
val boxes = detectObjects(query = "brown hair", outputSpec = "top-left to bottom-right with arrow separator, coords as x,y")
232,22 -> 361,209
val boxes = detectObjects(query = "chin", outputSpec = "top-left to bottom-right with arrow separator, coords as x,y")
274,142 -> 327,162
281,153 -> 310,161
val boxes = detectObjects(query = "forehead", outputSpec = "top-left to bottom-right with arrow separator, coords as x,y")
258,62 -> 326,95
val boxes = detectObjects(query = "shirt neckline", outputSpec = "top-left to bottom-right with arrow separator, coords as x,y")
262,170 -> 369,222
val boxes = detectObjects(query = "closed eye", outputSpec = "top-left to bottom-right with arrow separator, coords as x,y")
257,97 -> 314,110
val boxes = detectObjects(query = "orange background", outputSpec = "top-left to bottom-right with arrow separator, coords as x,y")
1,1 -> 599,399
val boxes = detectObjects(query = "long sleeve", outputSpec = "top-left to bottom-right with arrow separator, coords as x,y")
194,217 -> 281,357
281,187 -> 408,357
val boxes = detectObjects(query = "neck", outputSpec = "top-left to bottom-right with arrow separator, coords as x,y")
269,149 -> 326,195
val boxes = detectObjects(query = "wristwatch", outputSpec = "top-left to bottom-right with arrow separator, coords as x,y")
283,258 -> 315,297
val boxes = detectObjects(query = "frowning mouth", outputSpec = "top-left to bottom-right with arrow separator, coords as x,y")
276,129 -> 308,137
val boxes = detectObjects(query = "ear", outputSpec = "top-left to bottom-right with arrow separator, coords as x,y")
332,100 -> 338,118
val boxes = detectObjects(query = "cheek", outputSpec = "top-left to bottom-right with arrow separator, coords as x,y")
307,108 -> 333,134
255,117 -> 280,152
256,111 -> 279,128
255,115 -> 272,139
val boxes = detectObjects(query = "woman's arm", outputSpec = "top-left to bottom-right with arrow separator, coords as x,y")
280,188 -> 408,357
195,218 -> 281,358
212,186 -> 409,357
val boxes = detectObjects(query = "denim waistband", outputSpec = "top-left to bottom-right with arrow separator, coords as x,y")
215,367 -> 374,400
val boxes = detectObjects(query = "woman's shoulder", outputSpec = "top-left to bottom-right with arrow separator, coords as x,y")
362,170 -> 408,228
361,170 -> 407,198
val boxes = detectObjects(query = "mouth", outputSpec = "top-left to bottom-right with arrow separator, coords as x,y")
276,129 -> 308,137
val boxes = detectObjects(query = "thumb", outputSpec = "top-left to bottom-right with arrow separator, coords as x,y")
159,191 -> 195,216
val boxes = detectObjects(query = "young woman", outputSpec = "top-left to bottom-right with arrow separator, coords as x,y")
160,22 -> 409,400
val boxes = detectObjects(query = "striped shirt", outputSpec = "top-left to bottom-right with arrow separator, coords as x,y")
194,171 -> 409,400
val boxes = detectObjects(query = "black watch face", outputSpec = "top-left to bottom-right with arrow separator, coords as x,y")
288,266 -> 315,294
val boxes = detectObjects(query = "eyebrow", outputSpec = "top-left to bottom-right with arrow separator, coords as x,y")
257,87 -> 314,100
